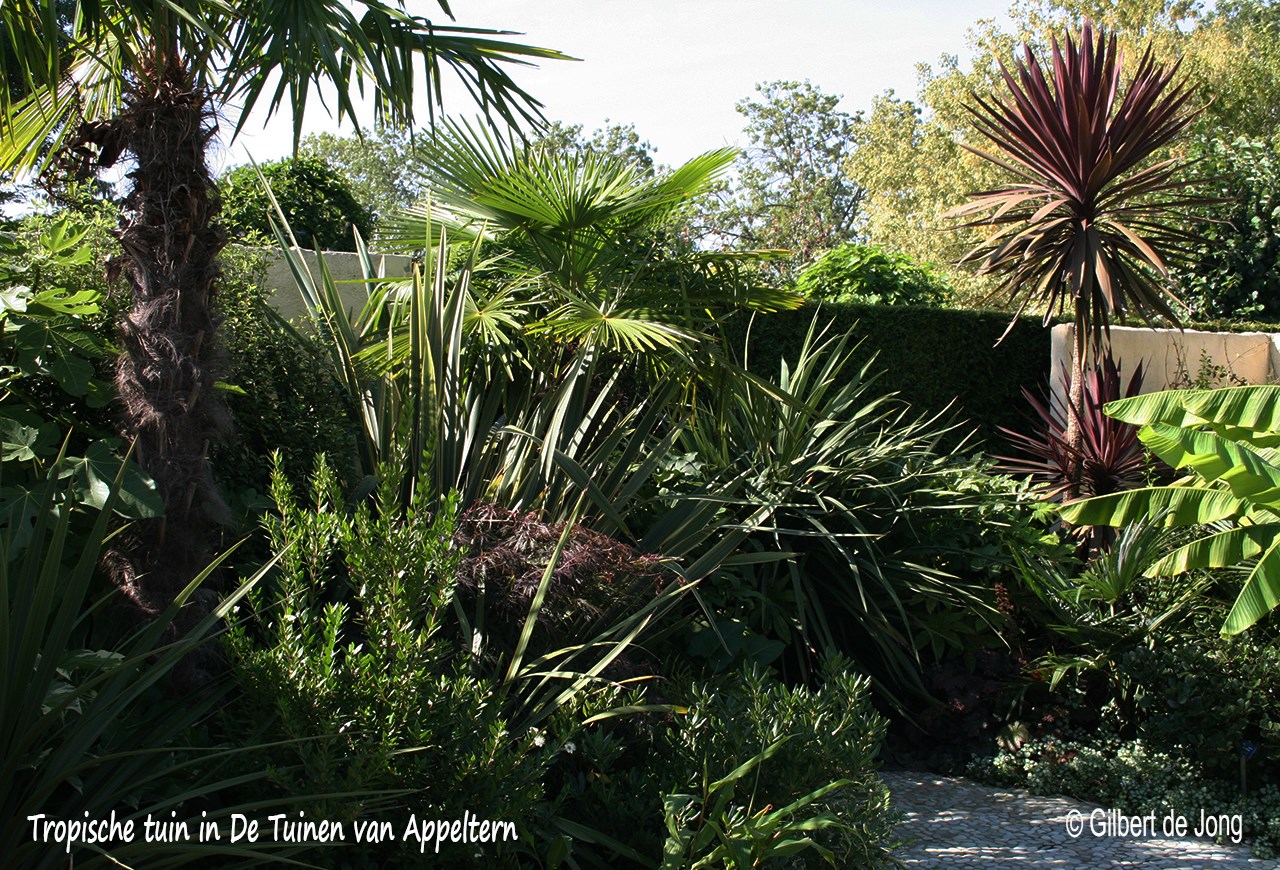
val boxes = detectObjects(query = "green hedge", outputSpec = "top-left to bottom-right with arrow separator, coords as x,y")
723,302 -> 1050,446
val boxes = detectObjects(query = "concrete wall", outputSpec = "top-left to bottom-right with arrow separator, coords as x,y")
256,247 -> 415,324
1049,323 -> 1279,399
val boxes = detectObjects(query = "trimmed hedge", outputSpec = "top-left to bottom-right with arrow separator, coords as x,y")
723,302 -> 1050,447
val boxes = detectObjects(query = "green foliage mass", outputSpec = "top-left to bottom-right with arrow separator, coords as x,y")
301,125 -> 426,222
695,80 -> 863,276
220,155 -> 374,252
1174,136 -> 1280,321
723,302 -> 1049,446
552,661 -> 897,867
224,459 -> 550,865
1060,385 -> 1280,635
792,243 -> 950,306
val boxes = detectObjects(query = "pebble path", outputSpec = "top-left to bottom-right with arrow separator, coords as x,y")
883,771 -> 1278,867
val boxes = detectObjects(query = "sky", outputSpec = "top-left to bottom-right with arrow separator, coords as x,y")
219,0 -> 1015,173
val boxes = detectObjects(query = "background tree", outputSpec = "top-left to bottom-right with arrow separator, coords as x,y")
0,0 -> 562,626
792,243 -> 950,306
220,155 -> 373,252
1172,136 -> 1280,321
849,0 -> 1280,309
532,119 -> 659,176
300,125 -> 425,224
700,80 -> 863,275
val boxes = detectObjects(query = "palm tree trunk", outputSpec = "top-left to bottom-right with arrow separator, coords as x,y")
108,49 -> 230,624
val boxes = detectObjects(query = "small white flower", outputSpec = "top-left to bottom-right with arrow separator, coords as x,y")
532,733 -> 546,748
562,741 -> 577,755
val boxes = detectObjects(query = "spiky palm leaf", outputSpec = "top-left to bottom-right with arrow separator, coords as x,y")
951,19 -> 1208,351
0,1 -> 567,174
379,117 -> 800,358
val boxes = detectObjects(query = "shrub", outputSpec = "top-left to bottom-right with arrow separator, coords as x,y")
792,243 -> 950,306
220,155 -> 373,252
1174,136 -> 1280,322
224,458 -> 552,865
550,661 -> 899,867
682,317 -> 1027,701
722,302 -> 1049,447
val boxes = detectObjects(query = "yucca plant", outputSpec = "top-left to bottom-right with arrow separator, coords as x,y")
681,315 -> 998,703
1060,384 -> 1280,635
952,19 -> 1208,490
0,447 -> 303,868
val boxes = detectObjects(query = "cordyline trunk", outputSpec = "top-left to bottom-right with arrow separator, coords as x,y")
1064,332 -> 1086,498
106,50 -> 231,650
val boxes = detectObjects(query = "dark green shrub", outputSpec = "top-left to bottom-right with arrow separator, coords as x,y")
1174,136 -> 1280,321
722,302 -> 1049,447
220,155 -> 373,252
792,243 -> 950,306
550,661 -> 898,867
223,458 -> 552,866
210,244 -> 356,511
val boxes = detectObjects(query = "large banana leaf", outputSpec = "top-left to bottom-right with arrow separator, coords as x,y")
1062,384 -> 1280,634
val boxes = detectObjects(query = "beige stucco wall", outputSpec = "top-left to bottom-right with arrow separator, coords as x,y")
254,246 -> 415,324
1050,324 -> 1277,401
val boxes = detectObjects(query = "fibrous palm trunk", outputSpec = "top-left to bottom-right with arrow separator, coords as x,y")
106,49 -> 230,630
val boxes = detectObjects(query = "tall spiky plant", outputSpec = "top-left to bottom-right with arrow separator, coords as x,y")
951,19 -> 1208,490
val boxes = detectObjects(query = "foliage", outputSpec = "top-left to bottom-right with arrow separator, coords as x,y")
224,458 -> 549,863
219,155 -> 373,252
951,19 -> 1205,350
380,117 -> 800,352
659,664 -> 895,868
551,661 -> 898,867
208,244 -> 357,512
0,1 -> 565,175
721,302 -> 1049,447
681,317 -> 1004,702
698,80 -> 863,275
1173,136 -> 1280,321
225,456 -> 698,865
532,119 -> 660,177
0,218 -> 162,549
0,448 -> 294,868
999,355 -> 1152,508
0,0 -> 567,619
300,124 -> 426,223
454,502 -> 665,658
1060,384 -> 1280,635
791,243 -> 950,306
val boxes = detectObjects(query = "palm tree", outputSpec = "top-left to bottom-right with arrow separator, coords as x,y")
951,19 -> 1207,492
0,1 -> 564,616
379,118 -> 801,356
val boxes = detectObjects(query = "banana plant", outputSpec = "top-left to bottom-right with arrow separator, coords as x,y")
1059,384 -> 1280,635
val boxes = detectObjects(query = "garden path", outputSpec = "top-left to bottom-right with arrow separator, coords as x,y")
882,771 -> 1277,868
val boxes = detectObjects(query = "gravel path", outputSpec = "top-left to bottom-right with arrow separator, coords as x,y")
882,771 -> 1277,867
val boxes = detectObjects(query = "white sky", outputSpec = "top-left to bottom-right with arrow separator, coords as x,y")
217,0 -> 1015,173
